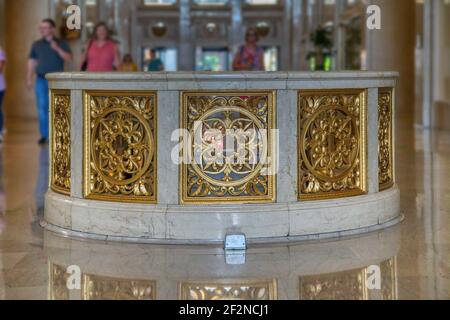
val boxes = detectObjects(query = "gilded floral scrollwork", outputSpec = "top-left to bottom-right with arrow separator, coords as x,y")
179,280 -> 277,300
49,264 -> 70,300
300,268 -> 366,300
181,92 -> 276,204
84,92 -> 157,203
379,257 -> 397,300
298,90 -> 367,200
83,275 -> 156,300
378,89 -> 394,190
51,91 -> 71,195
299,258 -> 397,300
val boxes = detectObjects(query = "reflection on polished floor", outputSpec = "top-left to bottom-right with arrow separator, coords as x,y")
0,115 -> 449,300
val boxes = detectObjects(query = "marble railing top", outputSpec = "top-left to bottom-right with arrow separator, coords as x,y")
46,71 -> 399,82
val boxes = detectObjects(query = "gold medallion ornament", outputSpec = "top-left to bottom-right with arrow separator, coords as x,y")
84,91 -> 157,203
298,89 -> 367,200
179,279 -> 277,300
51,90 -> 71,195
180,91 -> 276,204
378,88 -> 394,191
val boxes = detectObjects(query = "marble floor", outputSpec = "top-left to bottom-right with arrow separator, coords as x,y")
0,115 -> 448,300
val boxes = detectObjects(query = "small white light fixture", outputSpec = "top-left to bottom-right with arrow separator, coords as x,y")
224,233 -> 247,265
225,233 -> 246,251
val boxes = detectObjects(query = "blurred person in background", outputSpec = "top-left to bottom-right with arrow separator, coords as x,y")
0,46 -> 5,143
119,54 -> 138,72
81,22 -> 120,72
232,27 -> 265,71
147,49 -> 164,72
27,18 -> 72,145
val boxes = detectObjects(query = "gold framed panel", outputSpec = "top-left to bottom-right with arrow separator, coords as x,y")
378,257 -> 398,300
299,268 -> 368,300
180,91 -> 276,204
178,279 -> 277,300
50,89 -> 71,196
299,257 -> 397,300
297,89 -> 367,201
82,274 -> 156,300
83,91 -> 157,203
378,88 -> 394,191
48,263 -> 71,300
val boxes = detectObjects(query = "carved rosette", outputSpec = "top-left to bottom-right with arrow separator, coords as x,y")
51,90 -> 71,195
299,258 -> 397,300
298,90 -> 367,200
83,274 -> 156,300
179,280 -> 277,300
180,92 -> 276,204
378,88 -> 394,190
84,92 -> 157,203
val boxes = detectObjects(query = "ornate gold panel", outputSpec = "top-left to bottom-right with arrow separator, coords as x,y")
82,274 -> 156,300
50,90 -> 71,195
379,257 -> 397,300
300,268 -> 367,300
378,88 -> 394,191
298,89 -> 367,201
299,258 -> 397,300
180,91 -> 276,204
48,263 -> 70,300
179,279 -> 277,300
83,91 -> 157,203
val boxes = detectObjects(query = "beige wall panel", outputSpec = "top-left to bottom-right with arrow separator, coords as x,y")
4,0 -> 50,121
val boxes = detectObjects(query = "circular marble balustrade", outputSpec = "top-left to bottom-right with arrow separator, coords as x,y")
43,71 -> 402,244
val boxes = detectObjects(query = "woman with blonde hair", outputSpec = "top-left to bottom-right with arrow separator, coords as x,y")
81,22 -> 120,72
119,54 -> 138,72
232,27 -> 265,71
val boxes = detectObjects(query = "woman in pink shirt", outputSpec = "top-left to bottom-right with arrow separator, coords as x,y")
81,22 -> 120,72
232,27 -> 265,71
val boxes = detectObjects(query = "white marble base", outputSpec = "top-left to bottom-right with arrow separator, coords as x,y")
44,225 -> 401,300
43,186 -> 401,244
44,225 -> 400,283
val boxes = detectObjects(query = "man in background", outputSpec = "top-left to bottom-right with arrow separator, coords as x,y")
147,49 -> 164,72
27,18 -> 72,145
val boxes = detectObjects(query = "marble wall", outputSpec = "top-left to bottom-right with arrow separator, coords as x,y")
0,0 -> 5,47
365,0 -> 416,117
432,0 -> 450,103
3,0 -> 51,121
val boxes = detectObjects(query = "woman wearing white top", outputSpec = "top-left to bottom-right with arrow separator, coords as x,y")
0,46 -> 5,143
